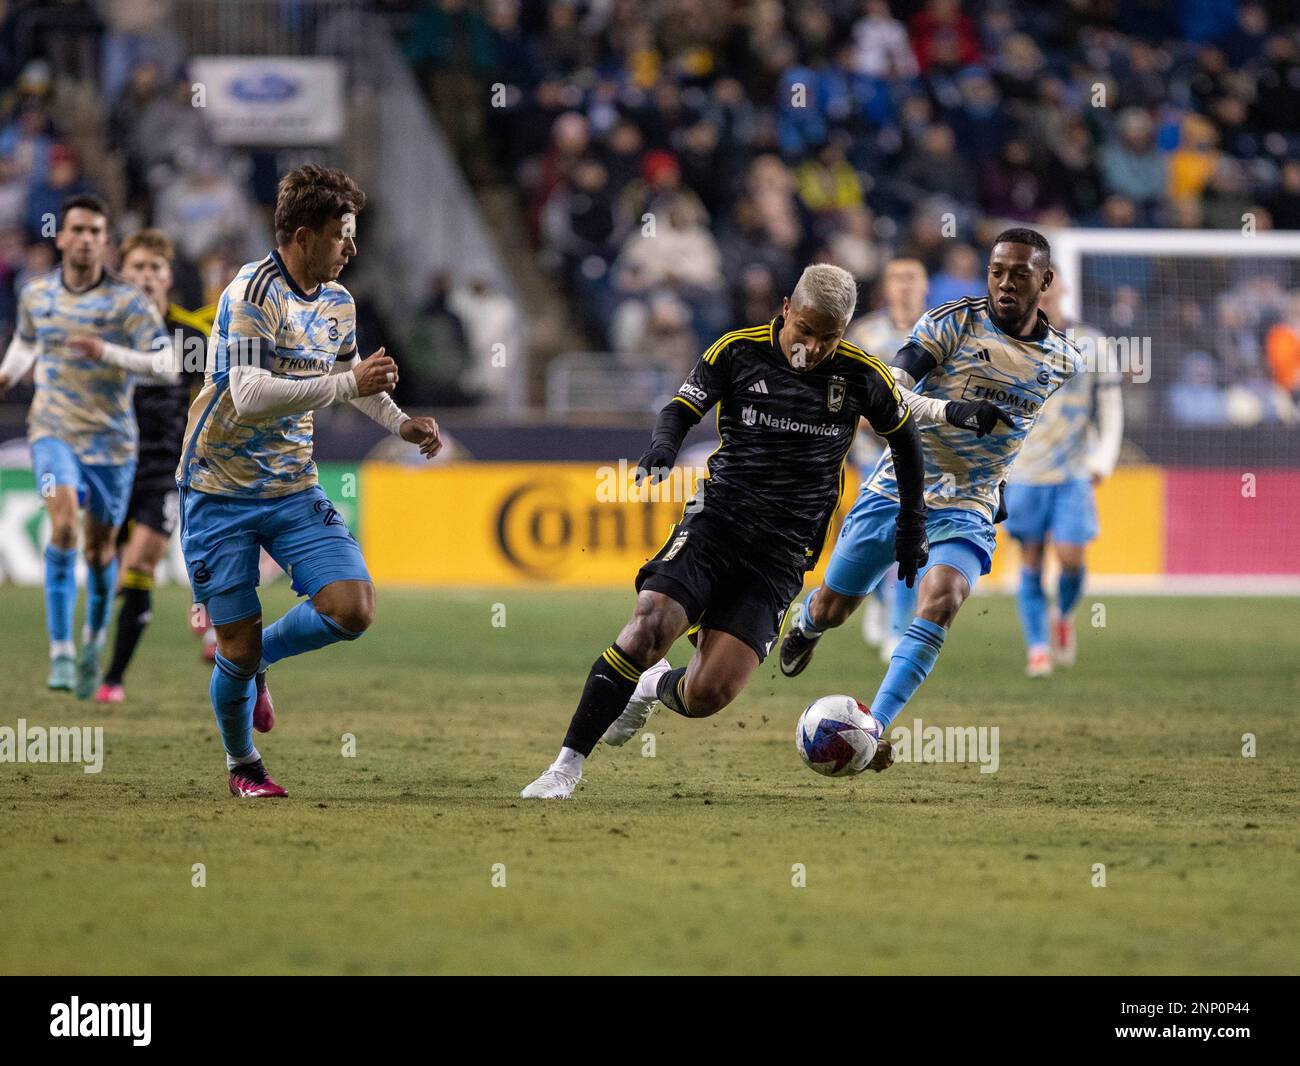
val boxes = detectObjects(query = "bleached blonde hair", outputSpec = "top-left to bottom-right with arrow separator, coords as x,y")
790,263 -> 858,324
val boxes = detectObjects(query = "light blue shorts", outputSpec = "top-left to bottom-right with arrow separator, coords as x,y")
180,484 -> 370,624
31,436 -> 136,527
1004,479 -> 1098,546
824,489 -> 996,597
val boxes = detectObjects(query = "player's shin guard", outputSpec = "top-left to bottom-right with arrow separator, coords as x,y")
1058,567 -> 1086,616
869,618 -> 946,730
83,558 -> 118,648
43,545 -> 77,653
655,666 -> 692,716
260,600 -> 361,669
1016,567 -> 1049,649
211,652 -> 257,760
104,571 -> 152,685
560,644 -> 642,757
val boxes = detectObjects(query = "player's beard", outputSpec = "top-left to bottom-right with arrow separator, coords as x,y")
990,297 -> 1032,335
64,249 -> 103,284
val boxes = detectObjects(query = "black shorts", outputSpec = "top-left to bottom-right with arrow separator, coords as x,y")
635,508 -> 806,662
119,385 -> 187,541
120,468 -> 180,540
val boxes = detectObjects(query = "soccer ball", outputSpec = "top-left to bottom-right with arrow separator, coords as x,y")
795,695 -> 881,777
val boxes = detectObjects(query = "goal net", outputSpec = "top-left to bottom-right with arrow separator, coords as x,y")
1039,228 -> 1300,593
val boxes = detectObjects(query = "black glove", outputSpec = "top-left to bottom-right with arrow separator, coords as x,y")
945,399 -> 1015,437
635,444 -> 679,485
994,480 -> 1008,524
895,516 -> 930,588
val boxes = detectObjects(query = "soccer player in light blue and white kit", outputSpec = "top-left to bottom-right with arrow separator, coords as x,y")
780,230 -> 1083,767
177,165 -> 442,798
0,194 -> 172,697
1005,285 -> 1123,677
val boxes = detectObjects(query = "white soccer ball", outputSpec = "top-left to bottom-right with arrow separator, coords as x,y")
795,695 -> 881,777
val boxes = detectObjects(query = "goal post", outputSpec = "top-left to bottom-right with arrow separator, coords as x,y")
1021,227 -> 1300,592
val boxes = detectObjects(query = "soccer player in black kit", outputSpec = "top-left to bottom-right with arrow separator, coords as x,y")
94,230 -> 210,703
521,264 -> 932,799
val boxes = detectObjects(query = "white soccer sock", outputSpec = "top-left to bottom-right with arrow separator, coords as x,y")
81,626 -> 106,650
50,640 -> 75,661
551,747 -> 584,778
227,747 -> 262,770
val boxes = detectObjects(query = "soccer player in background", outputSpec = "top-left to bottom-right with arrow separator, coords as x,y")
521,263 -> 939,800
95,229 -> 212,703
846,255 -> 929,662
1005,285 -> 1123,676
0,195 -> 173,697
780,230 -> 1082,763
177,165 -> 442,798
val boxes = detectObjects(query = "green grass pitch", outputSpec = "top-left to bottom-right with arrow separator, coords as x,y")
1,584 -> 1297,975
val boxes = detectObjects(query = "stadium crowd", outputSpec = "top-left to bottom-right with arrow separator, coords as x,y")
405,0 -> 1300,423
1,1 -> 1299,422
0,0 -> 507,409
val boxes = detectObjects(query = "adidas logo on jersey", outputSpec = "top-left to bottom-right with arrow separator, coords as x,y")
748,379 -> 769,394
975,349 -> 992,362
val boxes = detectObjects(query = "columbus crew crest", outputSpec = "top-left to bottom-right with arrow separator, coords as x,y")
827,376 -> 846,413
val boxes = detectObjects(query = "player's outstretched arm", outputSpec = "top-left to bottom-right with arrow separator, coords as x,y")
890,337 -> 1012,435
69,335 -> 179,382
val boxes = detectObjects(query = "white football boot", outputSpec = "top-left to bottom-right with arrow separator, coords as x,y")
520,767 -> 580,799
602,658 -> 671,746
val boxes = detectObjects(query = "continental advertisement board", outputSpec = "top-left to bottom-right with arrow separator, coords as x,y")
360,462 -> 1180,588
3,459 -> 1297,587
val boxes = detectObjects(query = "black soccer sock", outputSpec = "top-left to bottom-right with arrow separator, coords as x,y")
656,667 -> 692,716
561,644 -> 644,757
103,573 -> 153,685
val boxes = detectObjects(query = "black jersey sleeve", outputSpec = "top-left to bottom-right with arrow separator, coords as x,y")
639,339 -> 734,475
884,415 -> 926,528
671,340 -> 732,419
